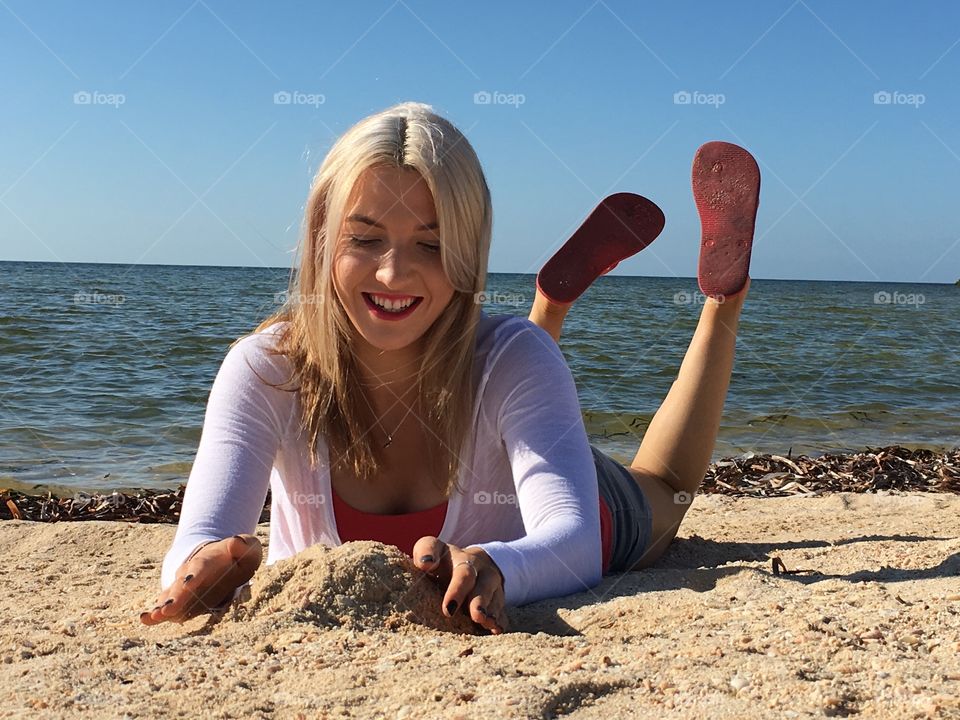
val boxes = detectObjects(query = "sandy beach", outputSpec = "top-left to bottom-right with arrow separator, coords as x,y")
1,490 -> 958,719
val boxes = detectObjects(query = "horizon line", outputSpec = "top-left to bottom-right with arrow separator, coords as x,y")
0,259 -> 956,286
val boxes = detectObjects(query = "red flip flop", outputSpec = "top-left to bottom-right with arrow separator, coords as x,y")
536,193 -> 665,305
692,141 -> 760,299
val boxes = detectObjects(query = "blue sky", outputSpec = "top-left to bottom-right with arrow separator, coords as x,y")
1,1 -> 958,282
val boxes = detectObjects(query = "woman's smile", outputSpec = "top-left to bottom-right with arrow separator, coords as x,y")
362,292 -> 424,320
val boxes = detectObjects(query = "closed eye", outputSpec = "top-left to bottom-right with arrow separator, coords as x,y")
348,237 -> 439,254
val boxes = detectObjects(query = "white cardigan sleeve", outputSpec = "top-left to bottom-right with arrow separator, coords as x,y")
470,320 -> 602,607
160,329 -> 293,590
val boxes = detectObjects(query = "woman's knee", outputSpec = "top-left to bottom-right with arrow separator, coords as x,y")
626,467 -> 692,570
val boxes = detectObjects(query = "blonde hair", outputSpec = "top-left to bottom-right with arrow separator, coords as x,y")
251,101 -> 492,495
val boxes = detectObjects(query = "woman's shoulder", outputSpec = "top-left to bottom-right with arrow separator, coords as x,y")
474,312 -> 566,389
229,320 -> 287,354
477,312 -> 561,361
223,320 -> 294,384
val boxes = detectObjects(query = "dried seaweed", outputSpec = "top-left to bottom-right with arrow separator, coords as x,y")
0,485 -> 273,524
1,445 -> 957,524
701,445 -> 959,497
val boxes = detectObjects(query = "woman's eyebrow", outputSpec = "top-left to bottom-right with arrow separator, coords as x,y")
346,213 -> 438,231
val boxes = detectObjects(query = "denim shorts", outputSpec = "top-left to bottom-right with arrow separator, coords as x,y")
590,445 -> 653,573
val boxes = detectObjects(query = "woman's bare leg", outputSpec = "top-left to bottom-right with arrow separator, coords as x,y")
527,288 -> 572,343
527,275 -> 749,571
627,279 -> 749,568
531,142 -> 758,572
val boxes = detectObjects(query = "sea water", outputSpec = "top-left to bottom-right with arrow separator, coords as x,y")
0,262 -> 956,491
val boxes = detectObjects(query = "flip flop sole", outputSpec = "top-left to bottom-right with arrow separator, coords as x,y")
692,141 -> 760,299
536,193 -> 665,304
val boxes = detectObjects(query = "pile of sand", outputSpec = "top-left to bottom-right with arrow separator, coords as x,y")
228,540 -> 480,635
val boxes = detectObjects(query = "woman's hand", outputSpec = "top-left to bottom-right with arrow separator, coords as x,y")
139,534 -> 262,625
413,536 -> 509,634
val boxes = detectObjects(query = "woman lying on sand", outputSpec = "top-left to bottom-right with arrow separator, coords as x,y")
139,102 -> 759,634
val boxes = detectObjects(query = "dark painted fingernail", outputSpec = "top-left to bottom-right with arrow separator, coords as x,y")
183,574 -> 194,584
232,535 -> 248,544
152,605 -> 161,611
163,598 -> 174,606
478,606 -> 488,616
446,600 -> 458,615
419,555 -> 434,564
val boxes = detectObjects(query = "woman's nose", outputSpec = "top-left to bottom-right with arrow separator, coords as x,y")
375,246 -> 413,286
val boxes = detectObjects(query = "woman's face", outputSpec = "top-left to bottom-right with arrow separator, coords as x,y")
333,165 -> 455,354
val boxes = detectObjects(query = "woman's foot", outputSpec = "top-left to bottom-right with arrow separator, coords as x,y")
692,142 -> 760,300
140,534 -> 262,625
535,192 -> 664,305
531,193 -> 664,341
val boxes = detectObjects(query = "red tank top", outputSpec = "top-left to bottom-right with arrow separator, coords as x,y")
332,486 -> 614,574
332,486 -> 449,557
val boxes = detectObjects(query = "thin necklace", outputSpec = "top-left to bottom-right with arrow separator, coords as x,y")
361,388 -> 416,448
357,351 -> 421,448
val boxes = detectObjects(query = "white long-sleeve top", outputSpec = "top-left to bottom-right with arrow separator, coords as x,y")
160,312 -> 602,607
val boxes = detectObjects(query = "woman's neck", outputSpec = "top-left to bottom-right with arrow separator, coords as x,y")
352,340 -> 424,415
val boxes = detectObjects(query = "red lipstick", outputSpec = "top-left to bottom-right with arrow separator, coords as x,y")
362,292 -> 423,321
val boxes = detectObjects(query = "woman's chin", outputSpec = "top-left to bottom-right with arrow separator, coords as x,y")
353,324 -> 426,355
346,305 -> 436,352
